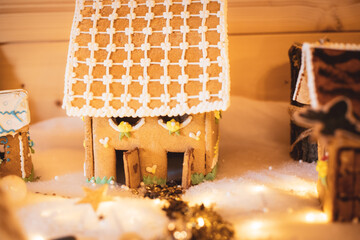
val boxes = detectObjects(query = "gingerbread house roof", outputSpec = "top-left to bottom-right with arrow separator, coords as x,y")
63,0 -> 230,118
293,42 -> 360,117
0,90 -> 30,137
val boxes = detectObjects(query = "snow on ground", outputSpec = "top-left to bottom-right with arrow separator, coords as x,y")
17,96 -> 360,240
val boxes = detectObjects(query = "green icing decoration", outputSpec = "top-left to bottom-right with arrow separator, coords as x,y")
143,175 -> 166,186
320,177 -> 327,188
87,176 -> 115,184
191,165 -> 218,185
23,167 -> 40,182
191,173 -> 205,185
205,165 -> 218,181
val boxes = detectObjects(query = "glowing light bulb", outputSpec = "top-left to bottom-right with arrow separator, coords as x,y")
305,213 -> 315,222
305,212 -> 328,223
197,217 -> 205,227
250,220 -> 263,230
252,185 -> 266,193
30,235 -> 45,240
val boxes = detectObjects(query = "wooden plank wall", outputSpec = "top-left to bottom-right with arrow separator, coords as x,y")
0,0 -> 360,122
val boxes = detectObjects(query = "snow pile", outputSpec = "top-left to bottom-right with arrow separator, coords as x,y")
19,196 -> 168,240
16,96 -> 360,240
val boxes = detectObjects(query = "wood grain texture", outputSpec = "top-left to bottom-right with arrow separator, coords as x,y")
228,0 -> 360,34
1,32 -> 359,122
1,0 -> 360,121
1,0 -> 360,43
0,42 -> 68,122
229,32 -> 360,101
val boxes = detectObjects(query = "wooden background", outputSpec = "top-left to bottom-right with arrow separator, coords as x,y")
0,0 -> 360,122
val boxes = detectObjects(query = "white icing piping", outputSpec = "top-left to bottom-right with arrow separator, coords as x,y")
292,45 -> 306,101
222,0 -> 231,110
303,43 -> 319,109
309,42 -> 360,51
63,0 -> 230,118
199,0 -> 210,103
211,155 -> 218,169
157,115 -> 192,130
18,134 -> 25,178
108,118 -> 145,132
62,0 -> 82,109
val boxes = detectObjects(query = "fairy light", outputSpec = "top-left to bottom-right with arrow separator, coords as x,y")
250,220 -> 263,230
252,185 -> 266,193
30,235 -> 45,240
238,220 -> 265,239
197,217 -> 205,227
294,184 -> 317,197
305,213 -> 315,222
304,211 -> 328,223
174,230 -> 187,239
154,199 -> 161,205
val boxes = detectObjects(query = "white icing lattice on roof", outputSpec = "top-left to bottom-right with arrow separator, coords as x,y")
63,0 -> 230,117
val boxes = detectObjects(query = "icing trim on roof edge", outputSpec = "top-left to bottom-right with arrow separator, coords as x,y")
64,97 -> 229,118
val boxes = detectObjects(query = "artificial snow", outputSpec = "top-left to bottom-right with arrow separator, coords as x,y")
17,96 -> 360,240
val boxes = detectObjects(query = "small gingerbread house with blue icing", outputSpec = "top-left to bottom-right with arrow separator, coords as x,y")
63,0 -> 230,188
0,89 -> 33,178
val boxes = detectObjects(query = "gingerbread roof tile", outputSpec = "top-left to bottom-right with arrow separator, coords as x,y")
63,0 -> 230,117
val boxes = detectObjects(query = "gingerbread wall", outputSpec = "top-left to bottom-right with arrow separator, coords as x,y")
0,129 -> 32,178
87,112 -> 218,181
318,135 -> 360,221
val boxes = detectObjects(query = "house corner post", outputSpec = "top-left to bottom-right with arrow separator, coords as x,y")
84,117 -> 94,179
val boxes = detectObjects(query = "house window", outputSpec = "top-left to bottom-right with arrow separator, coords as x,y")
111,117 -> 141,126
167,152 -> 184,185
158,114 -> 189,124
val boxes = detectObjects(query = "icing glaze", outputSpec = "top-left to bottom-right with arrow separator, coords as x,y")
0,90 -> 30,137
189,131 -> 201,141
158,116 -> 192,134
99,137 -> 109,148
146,164 -> 157,174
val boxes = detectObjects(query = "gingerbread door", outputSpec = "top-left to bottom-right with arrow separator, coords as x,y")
182,148 -> 194,189
123,148 -> 141,188
335,148 -> 360,221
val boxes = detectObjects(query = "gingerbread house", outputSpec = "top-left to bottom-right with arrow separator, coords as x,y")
63,0 -> 230,188
288,43 -> 317,163
0,90 -> 33,179
293,42 -> 360,221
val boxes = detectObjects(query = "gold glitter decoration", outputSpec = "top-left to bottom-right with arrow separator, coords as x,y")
139,183 -> 234,239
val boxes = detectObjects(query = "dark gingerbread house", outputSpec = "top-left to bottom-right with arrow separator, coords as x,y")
293,42 -> 360,221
